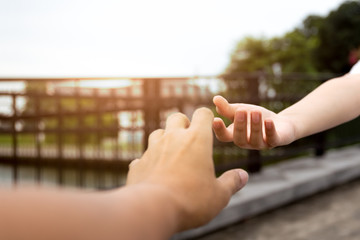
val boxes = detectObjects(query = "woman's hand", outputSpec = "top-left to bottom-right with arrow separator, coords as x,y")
212,95 -> 297,149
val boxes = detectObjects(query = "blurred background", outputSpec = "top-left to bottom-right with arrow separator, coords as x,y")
1,0 -> 355,77
1,0 -> 360,239
0,0 -> 359,188
1,0 -> 360,231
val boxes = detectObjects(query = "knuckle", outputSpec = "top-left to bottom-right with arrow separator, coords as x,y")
266,141 -> 277,149
251,123 -> 262,131
150,129 -> 163,135
233,133 -> 247,145
234,126 -> 246,135
249,137 -> 261,147
129,159 -> 140,168
234,138 -> 246,147
149,129 -> 164,139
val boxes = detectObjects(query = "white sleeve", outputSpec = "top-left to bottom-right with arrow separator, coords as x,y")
349,61 -> 360,74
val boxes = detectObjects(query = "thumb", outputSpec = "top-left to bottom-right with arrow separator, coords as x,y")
217,169 -> 249,197
213,95 -> 237,121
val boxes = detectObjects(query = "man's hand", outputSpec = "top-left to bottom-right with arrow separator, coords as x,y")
0,108 -> 248,240
212,95 -> 297,149
126,107 -> 248,231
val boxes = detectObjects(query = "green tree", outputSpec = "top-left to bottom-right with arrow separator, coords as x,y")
225,37 -> 273,74
315,1 -> 360,73
270,15 -> 324,73
225,14 -> 324,76
222,37 -> 272,99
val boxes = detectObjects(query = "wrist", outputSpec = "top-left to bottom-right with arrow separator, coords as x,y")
114,183 -> 186,238
278,111 -> 303,142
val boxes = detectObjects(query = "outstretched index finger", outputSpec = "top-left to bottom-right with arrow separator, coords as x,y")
189,107 -> 214,134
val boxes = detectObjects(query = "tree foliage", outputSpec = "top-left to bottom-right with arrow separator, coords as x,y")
225,1 -> 360,75
226,37 -> 273,73
315,0 -> 360,73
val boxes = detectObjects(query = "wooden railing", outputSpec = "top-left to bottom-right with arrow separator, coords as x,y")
0,73 -> 359,189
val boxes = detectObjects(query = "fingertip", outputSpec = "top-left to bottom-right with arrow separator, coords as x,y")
213,117 -> 223,129
213,95 -> 227,105
213,125 -> 233,142
212,121 -> 227,137
264,119 -> 274,130
264,119 -> 278,148
251,111 -> 261,124
237,169 -> 249,190
218,169 -> 249,196
196,107 -> 214,119
190,107 -> 214,130
234,109 -> 246,122
213,96 -> 236,121
213,95 -> 223,101
213,95 -> 219,104
213,95 -> 218,105
264,119 -> 277,138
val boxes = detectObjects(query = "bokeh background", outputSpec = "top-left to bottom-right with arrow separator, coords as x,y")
0,0 -> 359,190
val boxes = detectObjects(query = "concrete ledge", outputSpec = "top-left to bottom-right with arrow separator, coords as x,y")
173,145 -> 360,240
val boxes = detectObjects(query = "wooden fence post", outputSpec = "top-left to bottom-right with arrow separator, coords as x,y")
142,79 -> 161,151
11,94 -> 18,185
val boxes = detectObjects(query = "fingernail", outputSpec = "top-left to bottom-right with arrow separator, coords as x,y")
265,121 -> 272,130
252,112 -> 260,123
236,111 -> 245,122
238,170 -> 249,188
213,121 -> 220,129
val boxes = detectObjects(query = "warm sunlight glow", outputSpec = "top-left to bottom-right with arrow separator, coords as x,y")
78,80 -> 133,89
55,79 -> 134,89
0,0 -> 346,77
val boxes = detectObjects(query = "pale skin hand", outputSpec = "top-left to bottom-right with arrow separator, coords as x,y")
212,95 -> 297,149
0,108 -> 248,240
213,74 -> 360,150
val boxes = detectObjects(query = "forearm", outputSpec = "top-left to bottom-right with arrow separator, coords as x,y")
279,74 -> 360,139
113,183 -> 183,239
0,185 -> 181,240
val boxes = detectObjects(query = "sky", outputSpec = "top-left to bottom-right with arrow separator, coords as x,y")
0,0 -> 348,77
